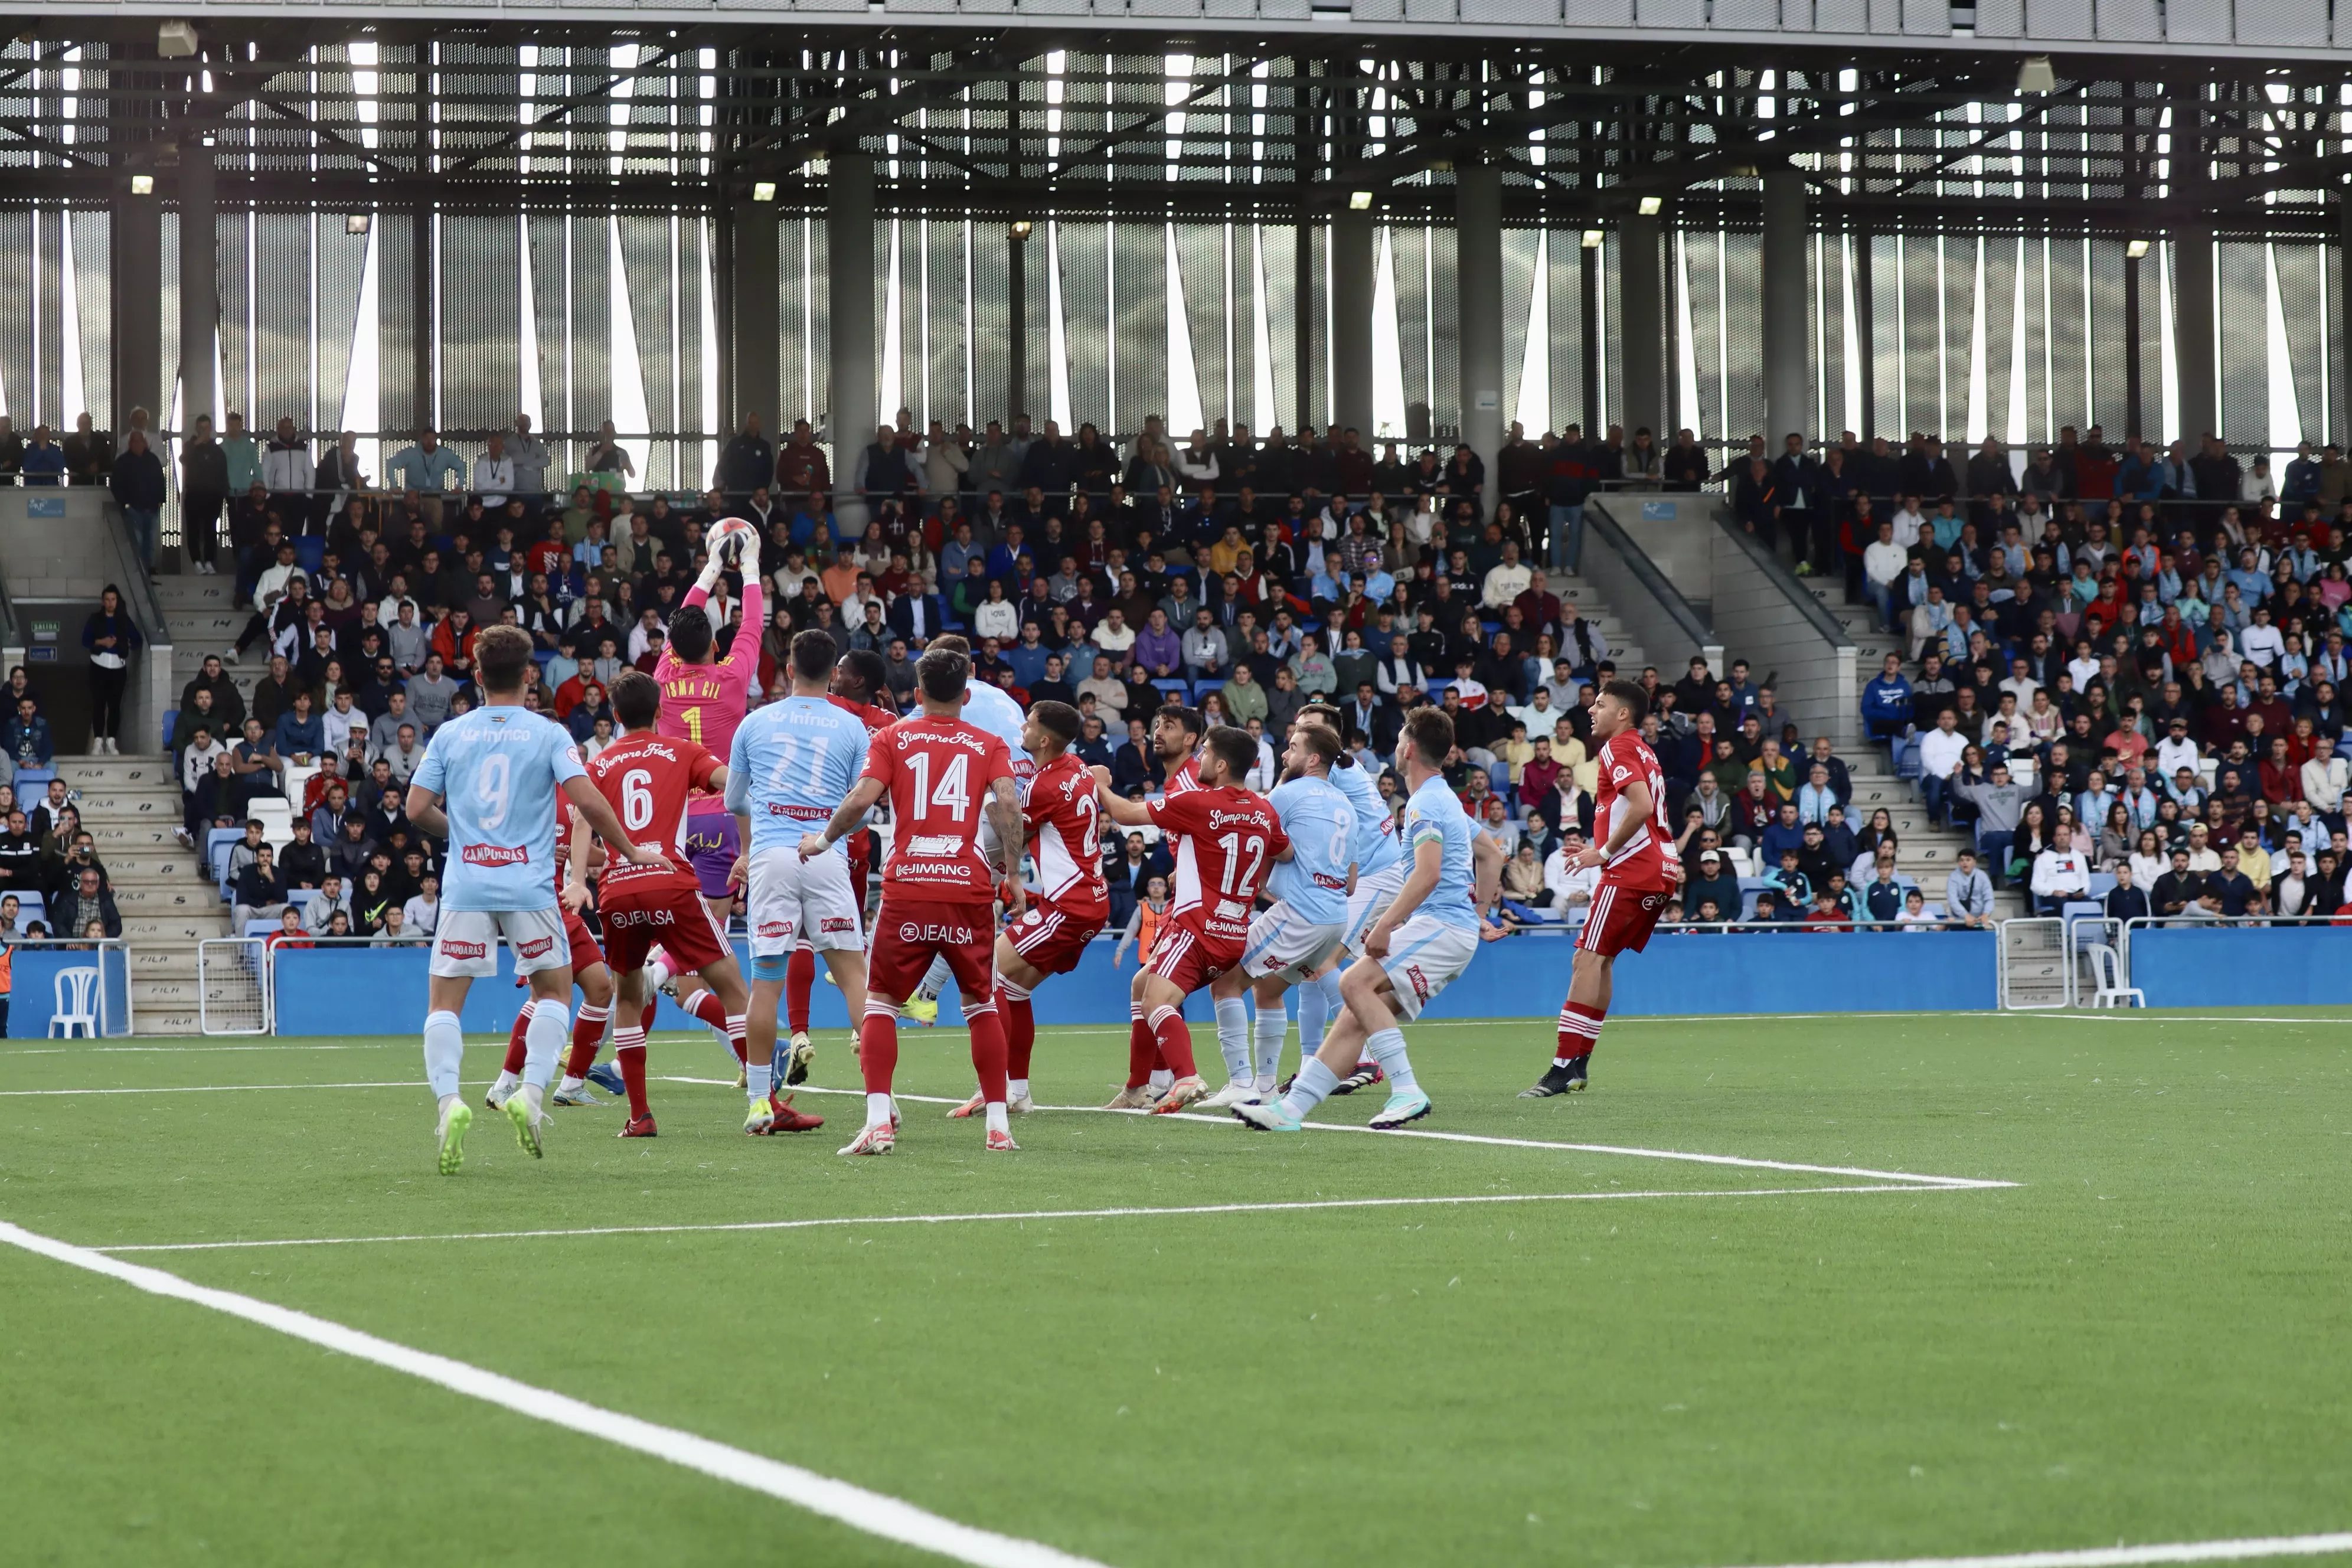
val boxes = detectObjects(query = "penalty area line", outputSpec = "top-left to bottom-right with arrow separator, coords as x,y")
94,1184 -> 1942,1254
0,1219 -> 1106,1568
1727,1531 -> 2352,1568
727,1082 -> 2014,1193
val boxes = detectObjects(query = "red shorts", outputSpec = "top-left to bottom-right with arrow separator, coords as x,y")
1576,880 -> 1673,959
600,877 -> 733,975
1144,919 -> 1242,995
867,896 -> 995,1004
1006,901 -> 1106,978
564,908 -> 607,975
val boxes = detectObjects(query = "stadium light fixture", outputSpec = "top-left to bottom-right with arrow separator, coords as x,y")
2017,55 -> 2056,94
1011,220 -> 1033,238
1637,195 -> 1663,216
1348,190 -> 1374,210
752,181 -> 778,202
1581,230 -> 1605,249
129,174 -> 153,195
2125,238 -> 2151,260
347,213 -> 371,235
157,19 -> 198,58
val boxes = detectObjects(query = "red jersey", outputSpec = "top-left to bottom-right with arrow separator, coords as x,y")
1148,785 -> 1289,949
1025,753 -> 1108,919
583,731 -> 724,893
863,714 -> 1015,907
1594,730 -> 1671,890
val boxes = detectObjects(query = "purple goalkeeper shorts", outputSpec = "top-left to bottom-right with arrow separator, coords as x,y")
681,810 -> 740,899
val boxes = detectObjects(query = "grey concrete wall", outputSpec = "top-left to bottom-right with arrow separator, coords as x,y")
0,490 -> 176,755
1709,528 -> 1858,749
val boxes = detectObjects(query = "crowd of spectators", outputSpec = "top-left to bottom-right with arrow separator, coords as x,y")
1755,423 -> 2352,925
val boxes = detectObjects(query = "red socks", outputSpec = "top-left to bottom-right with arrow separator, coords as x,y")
1148,1004 -> 1197,1079
1126,1006 -> 1152,1089
502,1001 -> 533,1075
998,981 -> 1035,1082
564,1003 -> 610,1080
613,1027 -> 651,1118
682,987 -> 729,1035
966,997 -> 1010,1105
1557,1000 -> 1605,1064
785,945 -> 816,1034
858,1008 -> 900,1093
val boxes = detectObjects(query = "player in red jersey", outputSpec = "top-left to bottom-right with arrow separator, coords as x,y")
945,700 -> 1106,1119
798,645 -> 1025,1155
558,670 -> 754,1136
777,647 -> 897,1070
1112,704 -> 1206,1102
1523,678 -> 1681,1099
1095,725 -> 1288,1113
484,780 -> 621,1116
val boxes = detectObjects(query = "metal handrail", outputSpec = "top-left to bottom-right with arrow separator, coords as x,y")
1712,504 -> 1858,653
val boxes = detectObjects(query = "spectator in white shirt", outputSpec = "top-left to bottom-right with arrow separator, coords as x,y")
2154,717 -> 2201,781
1917,710 -> 1968,828
401,873 -> 440,937
1544,830 -> 1600,923
2299,734 -> 2347,814
1862,519 -> 1909,629
472,435 -> 515,509
2029,822 -> 2092,914
1481,541 -> 1534,609
2238,606 -> 2285,669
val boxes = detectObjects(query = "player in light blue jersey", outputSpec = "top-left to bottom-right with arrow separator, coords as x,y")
404,625 -> 662,1174
901,632 -> 1034,1024
1199,723 -> 1358,1108
1289,701 -> 1407,1093
1237,706 -> 1503,1135
725,628 -> 875,1099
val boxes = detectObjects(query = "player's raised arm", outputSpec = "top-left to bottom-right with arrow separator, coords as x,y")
1096,779 -> 1155,827
561,773 -> 664,867
800,775 -> 885,861
1472,831 -> 1506,912
987,773 -> 1026,913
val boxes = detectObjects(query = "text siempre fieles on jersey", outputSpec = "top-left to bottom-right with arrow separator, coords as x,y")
864,716 -> 1013,904
1151,786 -> 1289,946
1596,730 -> 1672,890
586,733 -> 721,889
1026,752 -> 1108,917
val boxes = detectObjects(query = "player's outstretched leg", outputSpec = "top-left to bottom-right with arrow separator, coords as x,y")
425,1008 -> 472,1173
552,995 -> 613,1107
486,1000 -> 532,1110
904,955 -> 950,1027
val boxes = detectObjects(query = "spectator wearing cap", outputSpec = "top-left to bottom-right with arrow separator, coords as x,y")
1945,848 -> 1995,927
1681,848 -> 1742,925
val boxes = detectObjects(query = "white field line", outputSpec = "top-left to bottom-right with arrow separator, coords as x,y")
0,1072 -> 2014,1192
736,1082 -> 2016,1193
0,1221 -> 1103,1568
93,1184 -> 1940,1255
1729,1533 -> 2352,1568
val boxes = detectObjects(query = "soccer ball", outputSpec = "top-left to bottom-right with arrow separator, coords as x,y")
710,515 -> 759,565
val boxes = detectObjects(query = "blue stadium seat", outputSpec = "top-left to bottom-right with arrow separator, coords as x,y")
292,535 -> 326,574
161,711 -> 177,748
15,767 -> 55,791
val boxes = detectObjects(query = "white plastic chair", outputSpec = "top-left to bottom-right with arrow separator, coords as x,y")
49,966 -> 102,1037
2080,943 -> 2144,1009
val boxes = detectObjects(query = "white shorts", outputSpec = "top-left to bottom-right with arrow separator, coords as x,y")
428,906 -> 569,978
747,847 -> 867,958
1342,860 -> 1412,950
1371,912 -> 1480,1021
1240,900 -> 1346,985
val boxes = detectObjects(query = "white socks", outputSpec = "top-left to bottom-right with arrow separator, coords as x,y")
985,1103 -> 1009,1135
1253,1011 -> 1289,1089
423,1010 -> 465,1100
1148,1068 -> 1174,1091
1214,997 -> 1252,1084
1365,1027 -> 1416,1092
915,955 -> 951,1003
521,998 -> 570,1116
1280,1057 -> 1342,1120
865,1092 -> 894,1129
1008,1077 -> 1031,1101
747,1060 -> 773,1100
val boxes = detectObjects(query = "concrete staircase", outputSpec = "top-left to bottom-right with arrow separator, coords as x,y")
1551,569 -> 1649,687
48,752 -> 226,1034
152,571 -> 258,717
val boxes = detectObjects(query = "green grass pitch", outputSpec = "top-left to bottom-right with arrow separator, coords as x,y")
2,1010 -> 2350,1568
